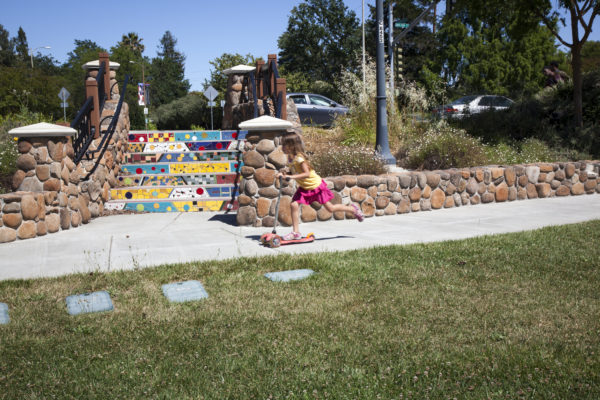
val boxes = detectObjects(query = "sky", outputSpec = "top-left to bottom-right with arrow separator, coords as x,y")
2,0 -> 598,92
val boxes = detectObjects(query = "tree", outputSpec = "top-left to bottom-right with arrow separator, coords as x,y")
580,40 -> 600,72
118,32 -> 145,57
0,24 -> 15,67
204,52 -> 255,103
153,93 -> 215,130
62,39 -> 107,112
432,1 -> 561,99
14,27 -> 28,64
110,38 -> 150,130
462,0 -> 599,127
149,31 -> 190,107
278,0 -> 361,84
531,1 -> 599,128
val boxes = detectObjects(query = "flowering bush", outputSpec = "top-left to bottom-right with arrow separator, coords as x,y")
401,122 -> 488,170
311,145 -> 387,177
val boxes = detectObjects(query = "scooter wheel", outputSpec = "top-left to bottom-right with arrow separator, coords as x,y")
269,236 -> 281,248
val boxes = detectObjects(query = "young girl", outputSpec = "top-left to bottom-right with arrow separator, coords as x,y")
276,132 -> 364,240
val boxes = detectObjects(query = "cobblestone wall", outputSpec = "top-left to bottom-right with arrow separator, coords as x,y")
238,157 -> 600,227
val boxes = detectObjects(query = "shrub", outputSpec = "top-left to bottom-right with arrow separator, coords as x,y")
0,107 -> 51,193
401,122 -> 488,170
311,145 -> 387,177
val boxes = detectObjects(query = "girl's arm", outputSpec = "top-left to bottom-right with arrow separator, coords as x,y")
277,162 -> 310,180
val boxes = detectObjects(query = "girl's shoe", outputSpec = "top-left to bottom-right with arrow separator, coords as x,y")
282,231 -> 302,240
351,204 -> 364,222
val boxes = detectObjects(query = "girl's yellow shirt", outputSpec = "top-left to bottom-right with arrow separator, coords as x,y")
290,154 -> 322,190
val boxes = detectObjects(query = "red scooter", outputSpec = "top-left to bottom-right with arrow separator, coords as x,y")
260,176 -> 315,248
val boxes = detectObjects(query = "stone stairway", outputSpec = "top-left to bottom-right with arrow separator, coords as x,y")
104,130 -> 246,213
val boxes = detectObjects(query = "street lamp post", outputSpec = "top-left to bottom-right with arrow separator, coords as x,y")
30,46 -> 51,68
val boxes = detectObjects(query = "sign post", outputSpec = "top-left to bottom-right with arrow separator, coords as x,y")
203,85 -> 218,130
58,87 -> 70,122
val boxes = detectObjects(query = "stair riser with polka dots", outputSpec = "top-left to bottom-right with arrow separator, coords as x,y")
105,130 -> 246,213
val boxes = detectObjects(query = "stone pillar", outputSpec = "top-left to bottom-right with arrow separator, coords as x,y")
222,64 -> 256,130
82,59 -> 121,99
236,116 -> 293,227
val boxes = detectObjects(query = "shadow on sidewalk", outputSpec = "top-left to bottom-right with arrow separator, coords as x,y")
208,213 -> 238,226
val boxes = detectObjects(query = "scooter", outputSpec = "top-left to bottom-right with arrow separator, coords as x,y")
260,176 -> 315,248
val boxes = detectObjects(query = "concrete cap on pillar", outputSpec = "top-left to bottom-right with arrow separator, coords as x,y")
238,116 -> 293,131
9,122 -> 76,138
82,60 -> 120,70
223,65 -> 256,75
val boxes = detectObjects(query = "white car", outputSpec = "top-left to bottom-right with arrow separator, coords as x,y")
435,95 -> 514,119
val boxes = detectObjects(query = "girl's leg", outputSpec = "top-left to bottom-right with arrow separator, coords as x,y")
323,201 -> 364,221
290,201 -> 300,233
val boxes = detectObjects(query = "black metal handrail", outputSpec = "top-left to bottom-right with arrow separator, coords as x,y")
71,96 -> 95,164
83,75 -> 129,179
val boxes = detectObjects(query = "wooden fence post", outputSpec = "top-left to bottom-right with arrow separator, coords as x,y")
267,54 -> 277,98
98,52 -> 111,101
85,80 -> 100,138
255,60 -> 265,98
276,78 -> 287,120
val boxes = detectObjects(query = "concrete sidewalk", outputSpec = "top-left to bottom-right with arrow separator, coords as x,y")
1,195 -> 599,281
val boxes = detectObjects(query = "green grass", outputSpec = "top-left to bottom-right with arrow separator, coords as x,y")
1,221 -> 600,399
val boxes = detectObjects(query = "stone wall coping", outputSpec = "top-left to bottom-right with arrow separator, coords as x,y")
239,115 -> 293,131
9,122 -> 76,138
223,64 -> 256,75
82,60 -> 120,70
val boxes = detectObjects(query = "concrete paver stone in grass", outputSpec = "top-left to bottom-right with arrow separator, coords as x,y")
0,303 -> 9,324
264,269 -> 315,282
162,280 -> 208,303
66,291 -> 114,316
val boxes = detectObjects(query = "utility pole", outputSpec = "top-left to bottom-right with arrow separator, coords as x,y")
362,0 -> 366,94
375,0 -> 396,165
388,2 -> 394,108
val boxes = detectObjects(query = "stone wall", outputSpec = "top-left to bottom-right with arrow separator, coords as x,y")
238,158 -> 600,227
0,82 -> 130,243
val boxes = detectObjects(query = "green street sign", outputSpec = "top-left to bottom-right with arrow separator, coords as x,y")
394,22 -> 410,29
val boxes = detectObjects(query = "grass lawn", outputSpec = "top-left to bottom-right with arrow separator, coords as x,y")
1,221 -> 599,399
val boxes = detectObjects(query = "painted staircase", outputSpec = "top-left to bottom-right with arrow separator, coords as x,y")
104,130 -> 246,213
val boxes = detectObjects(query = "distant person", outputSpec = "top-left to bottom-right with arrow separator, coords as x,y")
550,61 -> 569,83
543,66 -> 558,87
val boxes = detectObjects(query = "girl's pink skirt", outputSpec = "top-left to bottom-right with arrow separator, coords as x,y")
292,180 -> 334,205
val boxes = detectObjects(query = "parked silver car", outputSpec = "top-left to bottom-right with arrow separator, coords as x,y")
434,95 -> 514,119
287,93 -> 349,127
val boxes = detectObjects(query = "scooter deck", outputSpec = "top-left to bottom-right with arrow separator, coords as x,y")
260,233 -> 315,248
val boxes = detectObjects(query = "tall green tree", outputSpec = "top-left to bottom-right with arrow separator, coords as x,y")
580,40 -> 600,73
149,31 -> 190,107
0,24 -> 15,67
432,1 -> 560,99
278,0 -> 361,83
14,27 -> 29,64
110,38 -> 150,130
118,32 -> 145,57
62,39 -> 107,112
203,53 -> 255,103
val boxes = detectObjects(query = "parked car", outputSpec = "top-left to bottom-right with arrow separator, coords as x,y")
287,93 -> 349,127
433,95 -> 514,119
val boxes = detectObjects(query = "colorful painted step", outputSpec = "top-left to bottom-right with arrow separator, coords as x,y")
105,199 -> 238,213
121,161 -> 242,175
110,185 -> 238,200
116,173 -> 238,187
